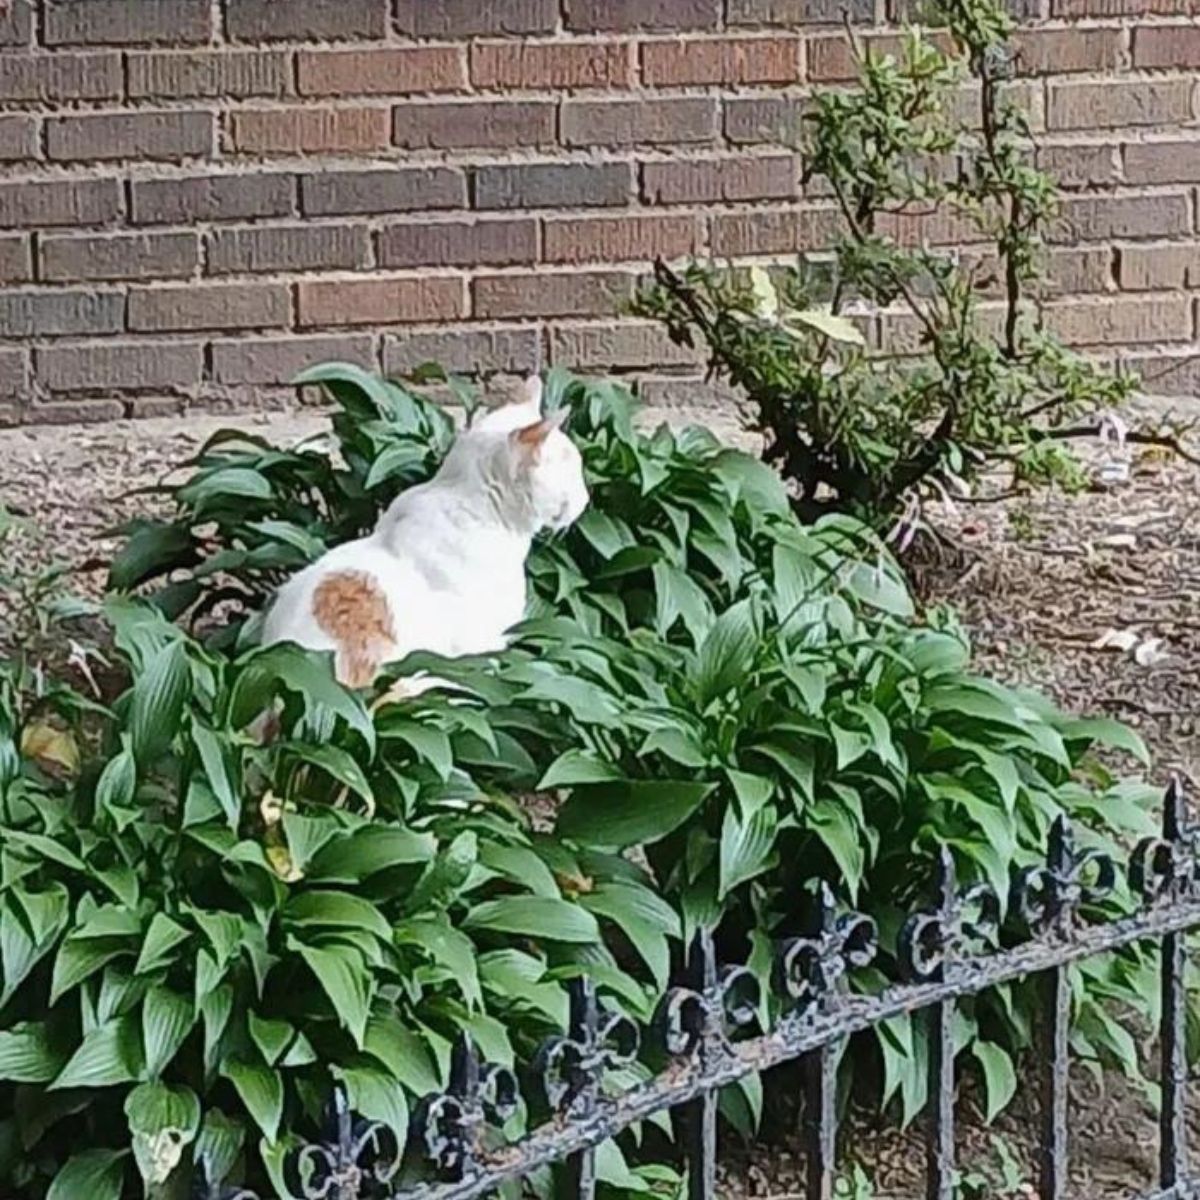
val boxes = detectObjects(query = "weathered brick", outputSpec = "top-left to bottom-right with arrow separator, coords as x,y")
31,399 -> 127,424
636,375 -> 739,410
0,236 -> 31,283
212,335 -> 376,385
1132,25 -> 1200,68
225,0 -> 388,41
878,208 -> 994,246
393,101 -> 555,150
0,350 -> 28,397
473,271 -> 636,319
300,168 -> 465,216
724,95 -> 807,145
0,178 -> 123,228
47,111 -> 214,162
561,98 -> 717,148
378,218 -> 538,268
128,283 -> 290,332
1123,141 -> 1200,185
129,51 -> 290,99
1053,0 -> 1193,15
471,41 -> 633,89
807,33 -> 956,82
0,52 -> 122,101
297,277 -> 465,327
383,328 -> 542,376
125,396 -> 189,419
1044,246 -> 1115,294
642,155 -> 796,203
1037,143 -> 1117,189
710,206 -> 843,255
131,173 -> 294,224
0,116 -> 38,161
475,163 -> 633,210
0,289 -> 123,336
41,231 -> 199,282
45,0 -> 212,45
1120,350 -> 1200,396
1048,80 -> 1194,131
544,214 -> 700,263
564,0 -> 721,29
395,0 -> 559,35
727,0 -> 874,24
0,1 -> 32,48
230,107 -> 390,155
208,224 -> 370,274
1044,295 -> 1191,344
36,340 -> 203,391
880,304 -> 1006,356
1116,243 -> 1200,290
298,48 -> 466,97
642,36 -> 800,85
1053,193 -> 1192,241
551,320 -> 704,370
1013,29 -> 1123,74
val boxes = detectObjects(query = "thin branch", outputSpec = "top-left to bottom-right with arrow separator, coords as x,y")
1044,425 -> 1200,465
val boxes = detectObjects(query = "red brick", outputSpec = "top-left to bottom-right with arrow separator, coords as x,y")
383,328 -> 542,376
1052,0 -> 1193,14
1053,193 -> 1192,240
47,111 -> 214,161
395,0 -> 559,35
131,173 -> 294,224
0,289 -> 123,336
642,36 -> 799,85
1037,143 -> 1117,189
877,208 -> 992,246
471,42 -> 633,90
378,218 -> 538,268
0,52 -> 121,101
565,0 -> 721,28
1044,246 -> 1115,294
0,116 -> 37,161
642,155 -> 796,204
0,350 -> 28,397
208,224 -> 370,274
0,178 -> 122,228
212,335 -> 376,385
45,0 -> 212,44
1132,25 -> 1200,68
36,340 -> 203,391
544,214 -> 700,263
473,271 -> 636,319
41,231 -> 198,282
230,107 -> 390,155
225,0 -> 388,41
551,320 -> 704,370
1123,141 -> 1200,184
710,206 -> 843,255
1116,243 -> 1200,289
806,33 -> 955,82
300,168 -> 465,216
129,50 -> 290,99
297,48 -> 466,97
561,98 -> 717,148
128,283 -> 290,332
0,235 -> 31,283
1048,80 -> 1194,130
298,277 -> 465,327
393,101 -> 555,150
1043,295 -> 1191,345
727,0 -> 874,24
1013,28 -> 1124,74
474,163 -> 633,210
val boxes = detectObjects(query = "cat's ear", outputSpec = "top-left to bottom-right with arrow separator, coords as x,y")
512,408 -> 567,454
520,374 -> 543,409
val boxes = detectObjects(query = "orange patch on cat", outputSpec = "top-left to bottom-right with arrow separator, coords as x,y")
312,570 -> 396,688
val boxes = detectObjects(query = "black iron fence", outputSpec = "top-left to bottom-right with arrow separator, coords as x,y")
200,780 -> 1200,1200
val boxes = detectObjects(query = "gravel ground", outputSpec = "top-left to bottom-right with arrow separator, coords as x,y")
1,400 -> 1197,1199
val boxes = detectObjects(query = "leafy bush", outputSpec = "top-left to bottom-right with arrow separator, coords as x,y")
633,0 -> 1137,522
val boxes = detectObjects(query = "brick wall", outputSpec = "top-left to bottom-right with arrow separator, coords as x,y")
1,0 -> 1199,426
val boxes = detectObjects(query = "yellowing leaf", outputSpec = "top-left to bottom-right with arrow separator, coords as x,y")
748,266 -> 779,320
785,307 -> 867,346
20,723 -> 79,774
265,844 -> 302,883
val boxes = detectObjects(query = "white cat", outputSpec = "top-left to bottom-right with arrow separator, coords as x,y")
260,376 -> 589,688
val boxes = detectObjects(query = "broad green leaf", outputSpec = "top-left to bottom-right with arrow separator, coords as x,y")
195,1109 -> 244,1191
279,742 -> 373,807
384,720 -> 454,781
125,1082 -> 201,1186
284,890 -> 392,942
972,1041 -> 1016,1123
143,986 -> 195,1078
222,1060 -> 284,1142
808,796 -> 865,899
557,781 -> 715,849
538,749 -> 624,789
406,830 -> 477,914
95,745 -> 137,813
248,1014 -> 294,1067
2,887 -> 68,1005
1061,717 -> 1150,767
691,599 -> 757,705
396,918 -> 482,1010
363,1017 -> 441,1096
0,1022 -> 66,1083
47,1149 -> 126,1200
719,806 -> 778,900
477,842 -> 559,899
192,720 -> 241,832
307,826 -> 436,883
51,935 -> 132,1005
726,769 -> 773,818
129,640 -> 190,764
52,1015 -> 142,1090
335,1066 -> 409,1149
296,943 -> 373,1048
842,560 -> 914,618
109,521 -> 197,591
134,913 -> 191,976
465,896 -> 599,944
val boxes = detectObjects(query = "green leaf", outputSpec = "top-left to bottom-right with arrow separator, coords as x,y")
465,896 -> 599,944
581,884 -> 679,990
406,830 -> 477,914
279,742 -> 374,807
222,1060 -> 284,1143
51,934 -> 132,1006
396,918 -> 482,1010
719,805 -> 778,900
125,1082 -> 201,1187
129,640 -> 190,765
296,943 -> 373,1048
248,1014 -> 294,1067
2,887 -> 68,1006
691,599 -> 757,704
95,745 -> 137,813
335,1066 -> 409,1149
538,749 -> 624,789
1061,717 -> 1150,766
842,559 -> 914,618
109,521 -> 197,591
142,986 -> 195,1078
284,890 -> 392,942
52,1015 -> 142,1090
557,781 -> 715,849
385,720 -> 454,782
363,1017 -> 441,1096
47,1149 -> 126,1200
0,1022 -> 66,1083
477,842 -> 559,899
134,913 -> 191,976
195,1109 -> 244,1191
809,796 -> 865,900
726,769 -> 773,818
307,826 -> 437,883
972,1041 -> 1016,1123
192,719 -> 241,832
652,561 -> 714,643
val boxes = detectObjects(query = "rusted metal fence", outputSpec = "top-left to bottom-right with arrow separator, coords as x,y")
200,780 -> 1200,1200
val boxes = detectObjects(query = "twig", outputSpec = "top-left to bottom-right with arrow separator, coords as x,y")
1045,426 -> 1200,466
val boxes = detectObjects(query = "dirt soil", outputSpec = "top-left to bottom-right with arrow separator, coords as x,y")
1,402 -> 1197,1199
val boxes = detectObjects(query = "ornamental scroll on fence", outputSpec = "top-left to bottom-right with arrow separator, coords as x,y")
196,779 -> 1200,1200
